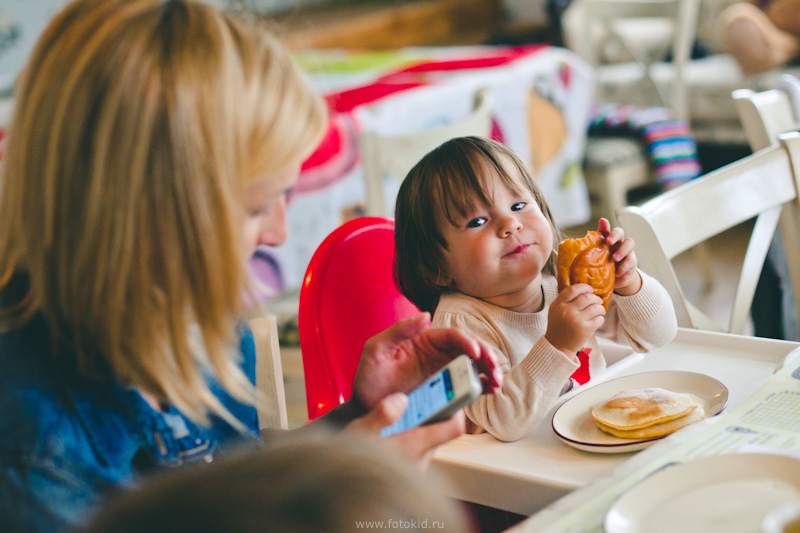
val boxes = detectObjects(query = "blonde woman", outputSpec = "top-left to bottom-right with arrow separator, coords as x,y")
0,1 -> 501,531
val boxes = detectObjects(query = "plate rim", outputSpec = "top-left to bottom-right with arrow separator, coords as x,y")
604,453 -> 800,532
551,370 -> 729,450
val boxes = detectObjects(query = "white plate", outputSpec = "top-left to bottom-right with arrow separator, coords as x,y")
605,453 -> 800,533
551,370 -> 728,453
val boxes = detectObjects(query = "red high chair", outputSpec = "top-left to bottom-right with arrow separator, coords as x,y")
298,217 -> 420,420
298,216 -> 522,532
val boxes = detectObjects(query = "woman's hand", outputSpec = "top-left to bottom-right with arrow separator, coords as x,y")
352,313 -> 502,410
343,313 -> 501,459
545,284 -> 605,354
598,218 -> 642,296
346,393 -> 467,461
312,314 -> 501,459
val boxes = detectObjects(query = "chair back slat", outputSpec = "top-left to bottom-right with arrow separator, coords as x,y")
733,88 -> 800,152
250,315 -> 288,430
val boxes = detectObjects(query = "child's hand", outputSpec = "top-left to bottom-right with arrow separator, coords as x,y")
545,284 -> 605,355
598,218 -> 642,296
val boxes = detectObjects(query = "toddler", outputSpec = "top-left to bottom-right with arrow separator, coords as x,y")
395,136 -> 677,441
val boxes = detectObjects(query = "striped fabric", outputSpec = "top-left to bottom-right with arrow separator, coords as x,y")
589,103 -> 702,187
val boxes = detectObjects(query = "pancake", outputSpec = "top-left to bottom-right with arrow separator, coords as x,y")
595,404 -> 706,439
590,387 -> 699,431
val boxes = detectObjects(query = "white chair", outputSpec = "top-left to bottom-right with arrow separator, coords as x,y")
563,0 -> 700,225
733,80 -> 800,153
249,315 -> 288,430
579,0 -> 699,122
360,86 -> 492,218
732,76 -> 800,340
616,132 -> 800,335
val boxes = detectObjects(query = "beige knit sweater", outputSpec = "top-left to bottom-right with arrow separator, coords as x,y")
432,271 -> 677,442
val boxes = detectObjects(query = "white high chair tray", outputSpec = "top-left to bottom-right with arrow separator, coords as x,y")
431,329 -> 800,516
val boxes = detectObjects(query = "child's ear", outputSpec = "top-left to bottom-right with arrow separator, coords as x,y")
433,269 -> 452,289
435,276 -> 452,289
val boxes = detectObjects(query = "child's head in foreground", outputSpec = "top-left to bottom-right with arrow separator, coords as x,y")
83,431 -> 470,533
395,136 -> 561,314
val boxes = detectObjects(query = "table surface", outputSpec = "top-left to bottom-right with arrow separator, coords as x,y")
429,328 -> 800,516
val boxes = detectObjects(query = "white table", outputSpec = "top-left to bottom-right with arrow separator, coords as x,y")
429,328 -> 800,516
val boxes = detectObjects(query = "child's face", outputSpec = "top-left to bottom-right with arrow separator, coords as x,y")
439,160 -> 553,307
241,166 -> 298,257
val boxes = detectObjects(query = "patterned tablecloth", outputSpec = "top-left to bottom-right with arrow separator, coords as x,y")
256,45 -> 595,295
0,45 -> 594,299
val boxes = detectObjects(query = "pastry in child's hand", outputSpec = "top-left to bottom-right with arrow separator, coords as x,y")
590,388 -> 704,439
557,231 -> 615,309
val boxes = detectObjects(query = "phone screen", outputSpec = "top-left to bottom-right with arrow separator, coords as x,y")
379,368 -> 455,437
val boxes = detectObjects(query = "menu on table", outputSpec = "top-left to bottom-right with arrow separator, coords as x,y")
538,360 -> 800,532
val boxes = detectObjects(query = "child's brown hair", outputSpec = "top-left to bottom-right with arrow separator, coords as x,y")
394,136 -> 561,314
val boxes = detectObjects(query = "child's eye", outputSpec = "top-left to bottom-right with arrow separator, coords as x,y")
511,202 -> 526,211
467,217 -> 487,228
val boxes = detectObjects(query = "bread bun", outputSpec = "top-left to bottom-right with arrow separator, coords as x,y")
556,231 -> 615,309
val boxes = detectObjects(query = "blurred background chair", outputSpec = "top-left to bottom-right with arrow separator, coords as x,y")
249,315 -> 288,430
360,86 -> 492,217
297,217 -> 419,420
732,75 -> 800,340
562,0 -> 701,224
616,132 -> 800,335
733,76 -> 800,151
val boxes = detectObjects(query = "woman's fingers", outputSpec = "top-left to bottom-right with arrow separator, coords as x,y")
374,313 -> 431,346
386,411 -> 466,460
346,393 -> 408,434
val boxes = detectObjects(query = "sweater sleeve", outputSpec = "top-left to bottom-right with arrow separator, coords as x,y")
433,311 -> 579,442
598,269 -> 678,352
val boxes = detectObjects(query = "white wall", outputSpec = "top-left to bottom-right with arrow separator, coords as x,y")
0,0 -> 68,93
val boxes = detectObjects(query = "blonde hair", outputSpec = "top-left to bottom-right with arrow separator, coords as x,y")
84,430 -> 471,533
0,0 -> 326,426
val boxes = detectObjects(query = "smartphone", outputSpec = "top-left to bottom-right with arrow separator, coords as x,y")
379,354 -> 482,437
